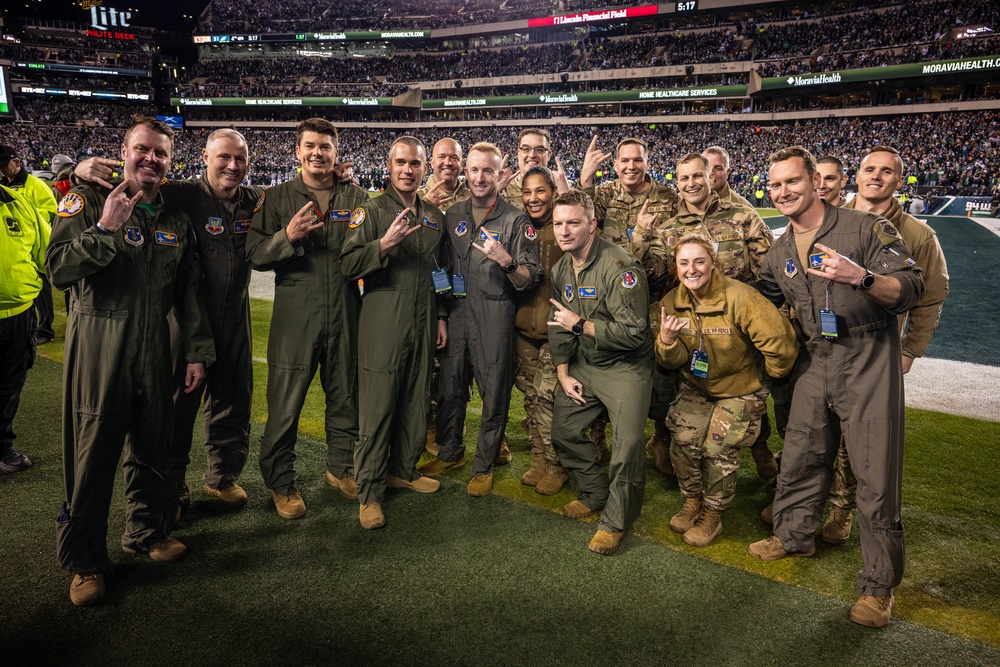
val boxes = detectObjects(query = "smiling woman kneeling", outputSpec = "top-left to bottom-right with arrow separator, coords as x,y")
656,234 -> 798,547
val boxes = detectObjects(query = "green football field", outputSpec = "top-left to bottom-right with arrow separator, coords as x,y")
5,214 -> 999,665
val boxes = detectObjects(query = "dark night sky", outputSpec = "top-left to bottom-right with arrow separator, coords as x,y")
4,0 -> 212,33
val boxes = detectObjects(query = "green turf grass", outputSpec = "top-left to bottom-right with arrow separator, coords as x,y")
10,291 -> 999,664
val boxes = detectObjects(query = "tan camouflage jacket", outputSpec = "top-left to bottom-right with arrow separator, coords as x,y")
417,173 -> 471,211
501,172 -> 526,211
716,181 -> 754,210
582,176 -> 678,253
635,193 -> 774,302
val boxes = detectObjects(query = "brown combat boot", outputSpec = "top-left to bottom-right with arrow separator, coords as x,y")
418,456 -> 465,477
562,499 -> 600,519
270,490 -> 306,519
359,503 -> 385,530
520,453 -> 547,487
683,508 -> 723,547
760,502 -> 773,525
849,593 -> 894,628
748,535 -> 815,560
495,436 -> 512,466
534,462 -> 568,496
821,505 -> 853,545
467,473 -> 493,497
69,573 -> 105,607
588,529 -> 624,555
424,430 -> 439,457
645,422 -> 673,476
669,496 -> 702,533
750,440 -> 779,479
325,471 -> 359,500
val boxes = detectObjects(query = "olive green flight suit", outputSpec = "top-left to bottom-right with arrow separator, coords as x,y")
549,236 -> 654,533
340,186 -> 446,504
246,175 -> 368,495
47,183 -> 214,574
166,176 -> 261,501
757,203 -> 923,596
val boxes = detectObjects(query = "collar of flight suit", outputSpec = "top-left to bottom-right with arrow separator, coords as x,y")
383,183 -> 428,222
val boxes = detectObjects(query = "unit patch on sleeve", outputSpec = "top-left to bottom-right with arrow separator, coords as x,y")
57,193 -> 84,217
524,224 -> 537,241
253,191 -> 266,213
349,208 -> 366,228
620,270 -> 637,289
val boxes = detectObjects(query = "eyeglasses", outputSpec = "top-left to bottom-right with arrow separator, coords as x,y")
518,145 -> 550,155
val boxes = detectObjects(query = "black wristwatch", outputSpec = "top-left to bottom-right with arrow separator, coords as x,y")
571,318 -> 585,336
857,270 -> 876,291
503,261 -> 518,274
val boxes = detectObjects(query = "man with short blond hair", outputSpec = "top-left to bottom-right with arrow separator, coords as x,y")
422,141 -> 541,497
703,146 -> 754,209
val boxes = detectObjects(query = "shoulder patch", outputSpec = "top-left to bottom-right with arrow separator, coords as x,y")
57,192 -> 84,217
253,191 -> 266,213
874,218 -> 900,245
524,224 -> 537,241
620,270 -> 637,289
349,208 -> 365,228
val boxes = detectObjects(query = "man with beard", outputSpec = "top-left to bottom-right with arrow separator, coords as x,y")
247,118 -> 368,519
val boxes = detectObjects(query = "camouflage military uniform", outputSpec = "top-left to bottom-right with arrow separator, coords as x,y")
656,271 -> 797,510
716,181 -> 754,210
636,193 -> 774,428
514,212 -> 562,463
417,173 -> 471,211
584,176 -> 678,258
501,172 -> 526,211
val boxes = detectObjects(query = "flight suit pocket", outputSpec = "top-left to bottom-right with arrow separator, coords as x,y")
68,307 -> 130,415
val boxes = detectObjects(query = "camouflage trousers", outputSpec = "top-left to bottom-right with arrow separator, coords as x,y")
514,334 -> 559,464
828,436 -> 857,509
667,382 -> 769,511
514,334 -> 608,463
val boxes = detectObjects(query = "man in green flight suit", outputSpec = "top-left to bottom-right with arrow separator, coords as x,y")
47,116 -> 215,606
547,189 -> 654,556
246,118 -> 369,520
340,136 -> 447,530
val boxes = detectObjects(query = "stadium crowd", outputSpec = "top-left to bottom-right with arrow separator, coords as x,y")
4,112 -> 996,195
